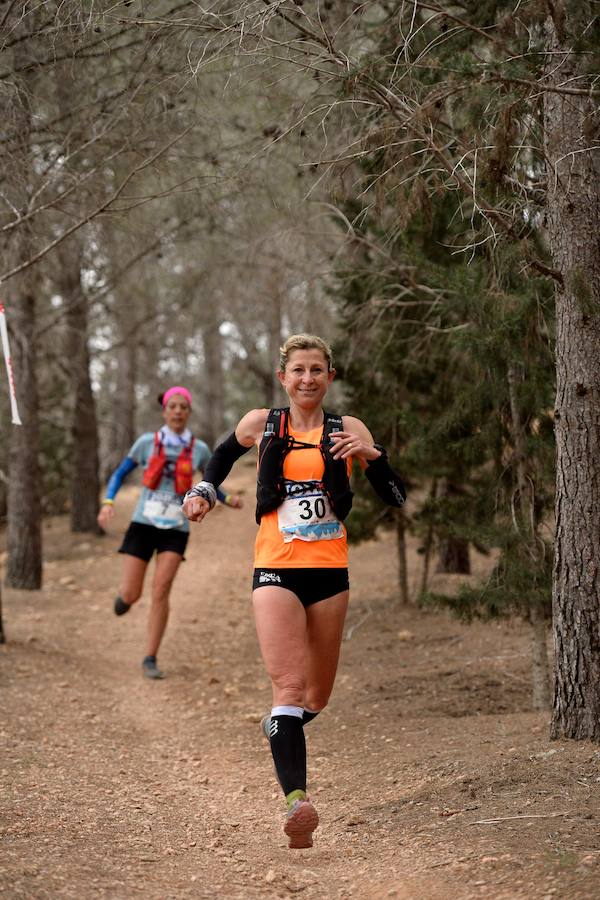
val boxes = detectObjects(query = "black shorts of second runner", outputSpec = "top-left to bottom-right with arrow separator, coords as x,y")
252,568 -> 349,607
118,521 -> 189,562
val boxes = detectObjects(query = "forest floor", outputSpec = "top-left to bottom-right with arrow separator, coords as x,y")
1,459 -> 599,900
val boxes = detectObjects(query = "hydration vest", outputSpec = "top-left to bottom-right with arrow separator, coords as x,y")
255,408 -> 353,524
142,432 -> 196,496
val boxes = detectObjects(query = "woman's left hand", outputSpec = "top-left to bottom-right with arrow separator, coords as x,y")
328,431 -> 380,462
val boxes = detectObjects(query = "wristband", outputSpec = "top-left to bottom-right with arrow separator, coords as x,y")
369,443 -> 387,462
184,480 -> 217,510
102,499 -> 114,506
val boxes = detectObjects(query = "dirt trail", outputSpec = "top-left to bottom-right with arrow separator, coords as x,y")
1,460 -> 599,899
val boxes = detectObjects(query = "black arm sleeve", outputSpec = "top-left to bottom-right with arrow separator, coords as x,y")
204,432 -> 252,487
364,451 -> 406,507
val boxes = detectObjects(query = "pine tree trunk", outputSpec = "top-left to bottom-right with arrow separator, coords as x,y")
436,536 -> 470,574
434,479 -> 470,574
544,6 -> 600,740
507,364 -> 552,709
70,339 -> 101,532
105,334 -> 137,477
200,305 -> 225,448
531,605 -> 551,711
6,277 -> 42,589
4,27 -> 42,589
395,506 -> 410,604
0,584 -> 5,644
418,478 -> 437,596
60,252 -> 101,533
52,67 -> 100,531
268,291 -> 282,407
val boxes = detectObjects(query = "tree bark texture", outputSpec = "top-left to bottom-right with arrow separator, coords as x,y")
435,479 -> 470,575
105,331 -> 137,478
436,536 -> 470,575
267,289 -> 282,407
6,273 -> 42,589
200,304 -> 225,448
395,506 -> 410,605
531,605 -> 551,711
544,7 -> 600,740
4,30 -> 42,589
507,364 -> 551,710
0,584 -> 5,644
57,240 -> 101,533
418,478 -> 437,597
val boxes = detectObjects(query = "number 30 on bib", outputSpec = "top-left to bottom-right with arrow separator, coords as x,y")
277,481 -> 344,543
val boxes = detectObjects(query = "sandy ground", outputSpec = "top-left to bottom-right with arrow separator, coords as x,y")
1,459 -> 599,899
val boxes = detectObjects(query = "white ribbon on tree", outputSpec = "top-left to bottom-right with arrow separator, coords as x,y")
0,303 -> 22,425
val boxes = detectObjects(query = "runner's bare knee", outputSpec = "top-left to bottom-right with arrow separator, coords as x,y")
271,673 -> 305,707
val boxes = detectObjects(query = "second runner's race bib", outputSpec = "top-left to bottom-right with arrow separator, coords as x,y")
142,490 -> 185,530
277,480 -> 343,543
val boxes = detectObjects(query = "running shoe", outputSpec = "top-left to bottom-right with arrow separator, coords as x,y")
113,596 -> 130,616
260,714 -> 272,740
142,656 -> 165,679
284,799 -> 319,849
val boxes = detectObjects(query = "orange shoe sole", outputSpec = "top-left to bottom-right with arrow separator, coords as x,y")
284,800 -> 319,849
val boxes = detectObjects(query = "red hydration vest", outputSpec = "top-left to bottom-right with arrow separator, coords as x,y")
142,432 -> 196,495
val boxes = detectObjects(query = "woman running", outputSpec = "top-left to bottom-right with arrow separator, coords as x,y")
182,335 -> 405,848
98,386 -> 242,680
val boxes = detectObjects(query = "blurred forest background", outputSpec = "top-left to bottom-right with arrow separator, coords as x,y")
1,1 -> 599,738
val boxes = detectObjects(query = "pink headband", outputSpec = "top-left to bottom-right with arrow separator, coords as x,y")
162,386 -> 192,407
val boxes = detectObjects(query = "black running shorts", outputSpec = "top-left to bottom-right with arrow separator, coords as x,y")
118,521 -> 188,562
252,567 -> 349,607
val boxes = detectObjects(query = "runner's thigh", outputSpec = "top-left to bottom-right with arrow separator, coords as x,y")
253,586 -> 307,687
305,590 -> 349,703
152,550 -> 183,592
121,554 -> 149,597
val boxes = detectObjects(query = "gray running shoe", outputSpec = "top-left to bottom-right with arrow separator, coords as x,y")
284,799 -> 319,849
142,656 -> 165,679
114,596 -> 131,616
260,714 -> 272,740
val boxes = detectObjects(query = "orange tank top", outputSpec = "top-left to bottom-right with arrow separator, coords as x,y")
253,422 -> 351,569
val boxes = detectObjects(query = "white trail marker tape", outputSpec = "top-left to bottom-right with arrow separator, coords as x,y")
0,303 -> 22,425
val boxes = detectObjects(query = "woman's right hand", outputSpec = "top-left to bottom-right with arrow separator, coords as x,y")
183,495 -> 210,523
97,503 -> 114,530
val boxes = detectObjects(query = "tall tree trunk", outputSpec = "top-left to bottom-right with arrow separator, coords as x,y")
4,31 -> 42,589
105,329 -> 137,477
435,478 -> 470,574
0,584 -> 5,644
57,240 -> 101,533
6,275 -> 42,589
507,364 -> 551,710
200,304 -> 225,448
544,7 -> 600,740
418,478 -> 437,597
267,289 -> 282,407
395,506 -> 410,605
531,605 -> 551,711
53,66 -> 100,531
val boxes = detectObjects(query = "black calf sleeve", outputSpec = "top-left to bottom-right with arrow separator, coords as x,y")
365,447 -> 406,507
204,432 -> 251,487
302,709 -> 320,725
269,715 -> 306,795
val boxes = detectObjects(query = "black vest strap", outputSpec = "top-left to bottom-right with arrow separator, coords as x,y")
255,407 -> 353,523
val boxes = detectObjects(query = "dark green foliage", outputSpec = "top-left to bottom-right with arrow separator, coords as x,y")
331,1 -> 559,622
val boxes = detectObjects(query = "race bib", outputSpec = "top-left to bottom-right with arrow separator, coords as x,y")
143,490 -> 185,530
277,480 -> 343,543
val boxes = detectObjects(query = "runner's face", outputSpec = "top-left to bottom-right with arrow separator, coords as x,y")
163,395 -> 191,433
278,349 -> 334,407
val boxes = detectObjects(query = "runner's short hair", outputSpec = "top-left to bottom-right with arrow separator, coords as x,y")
279,334 -> 333,371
